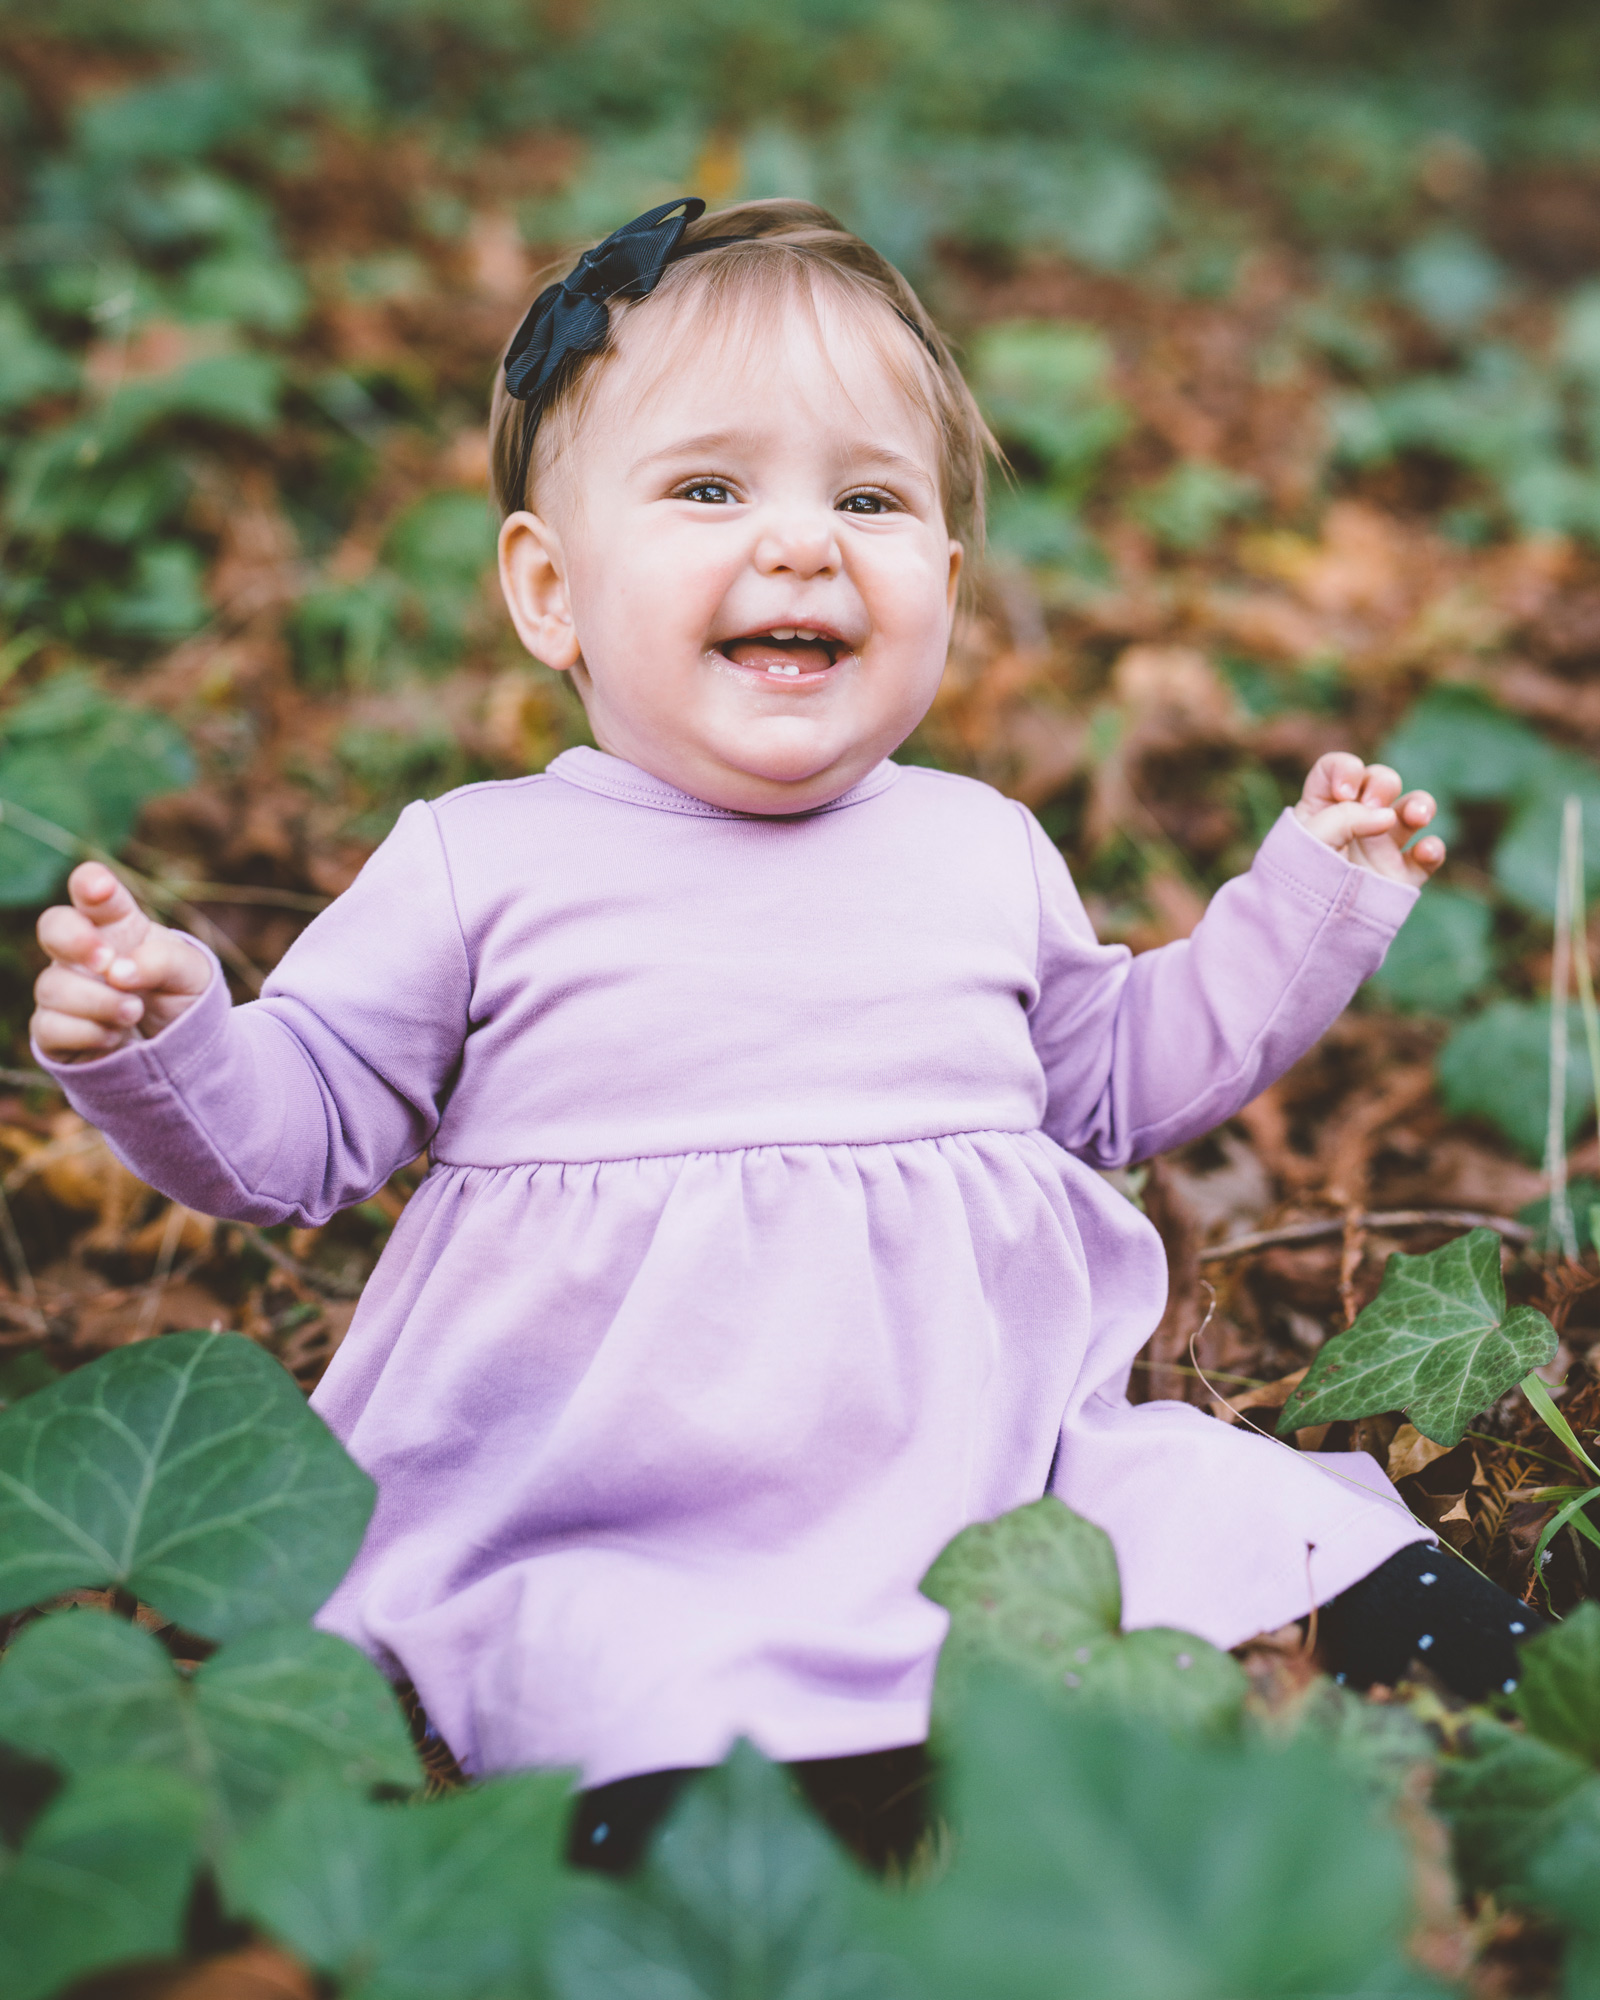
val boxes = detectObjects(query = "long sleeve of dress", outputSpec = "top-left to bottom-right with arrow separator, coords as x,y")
1027,806 -> 1433,1648
1023,807 -> 1419,1170
33,802 -> 472,1226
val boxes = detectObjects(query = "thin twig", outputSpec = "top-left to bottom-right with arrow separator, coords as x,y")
0,797 -> 266,993
1199,1209 -> 1535,1264
134,1202 -> 189,1341
0,1182 -> 45,1336
157,882 -> 329,914
237,1224 -> 365,1300
3,1126 -> 103,1195
0,1066 -> 59,1093
1568,797 -> 1600,1174
1549,801 -> 1578,1259
1184,1278 -> 1491,1585
1131,1357 -> 1269,1390
1462,1430 -> 1577,1479
1303,1542 -> 1319,1659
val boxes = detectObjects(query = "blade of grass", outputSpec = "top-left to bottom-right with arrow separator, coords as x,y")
1520,1370 -> 1600,1479
1531,1483 -> 1600,1607
1568,795 -> 1600,1183
1546,798 -> 1578,1260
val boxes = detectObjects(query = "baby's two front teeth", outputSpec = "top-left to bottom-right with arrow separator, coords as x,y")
765,628 -> 821,677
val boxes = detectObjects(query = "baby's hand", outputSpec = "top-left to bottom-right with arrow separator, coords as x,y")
1292,752 -> 1445,887
32,863 -> 209,1063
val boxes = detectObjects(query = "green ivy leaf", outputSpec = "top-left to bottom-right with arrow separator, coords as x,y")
552,1741 -> 895,2000
0,668 -> 195,906
222,1770 -> 573,2000
1526,1785 -> 1600,1999
0,301 -> 79,415
1368,887 -> 1494,1016
921,1498 -> 1247,1736
1494,758 -> 1600,918
868,1670 -> 1423,2000
969,321 -> 1128,497
92,540 -> 209,642
1378,687 -> 1555,812
0,1350 -> 57,1409
1437,1714 -> 1600,1991
0,1608 -> 421,1838
0,1765 -> 206,2000
1435,1719 -> 1598,1901
1130,460 -> 1260,553
1437,1001 -> 1596,1161
1512,1603 -> 1600,1768
1278,1228 -> 1557,1447
0,1329 -> 374,1637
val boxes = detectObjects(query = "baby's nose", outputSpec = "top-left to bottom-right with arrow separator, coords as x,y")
752,508 -> 841,578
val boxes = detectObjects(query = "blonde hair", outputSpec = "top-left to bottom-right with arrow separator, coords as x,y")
489,198 -> 993,549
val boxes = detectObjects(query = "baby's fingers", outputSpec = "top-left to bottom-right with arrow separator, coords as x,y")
37,864 -> 150,973
103,925 -> 209,1001
30,963 -> 141,1060
1396,790 -> 1446,880
1358,763 -> 1403,809
1297,799 -> 1398,849
1394,789 -> 1437,834
1302,751 -> 1370,809
69,862 -> 141,928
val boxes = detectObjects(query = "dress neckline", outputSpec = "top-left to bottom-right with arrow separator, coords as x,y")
546,747 -> 903,820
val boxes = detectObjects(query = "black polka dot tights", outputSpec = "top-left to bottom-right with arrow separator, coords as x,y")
1315,1542 -> 1547,1701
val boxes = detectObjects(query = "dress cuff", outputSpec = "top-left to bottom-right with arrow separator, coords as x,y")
31,943 -> 232,1112
1254,808 -> 1420,940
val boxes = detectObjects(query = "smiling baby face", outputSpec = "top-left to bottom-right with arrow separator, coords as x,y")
497,273 -> 964,815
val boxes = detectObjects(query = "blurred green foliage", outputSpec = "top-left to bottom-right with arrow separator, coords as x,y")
4,0 -> 1600,689
0,670 -> 193,905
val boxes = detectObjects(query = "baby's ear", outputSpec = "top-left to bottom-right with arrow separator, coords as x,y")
499,511 -> 580,671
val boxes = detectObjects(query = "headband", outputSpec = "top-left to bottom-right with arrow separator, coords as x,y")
500,194 -> 942,495
503,196 -> 739,412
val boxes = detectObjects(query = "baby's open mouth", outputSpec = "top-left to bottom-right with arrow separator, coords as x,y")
718,628 -> 843,678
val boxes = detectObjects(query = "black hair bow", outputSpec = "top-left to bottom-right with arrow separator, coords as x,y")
504,195 -> 726,407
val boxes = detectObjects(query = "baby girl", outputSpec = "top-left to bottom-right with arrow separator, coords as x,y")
31,198 -> 1535,1870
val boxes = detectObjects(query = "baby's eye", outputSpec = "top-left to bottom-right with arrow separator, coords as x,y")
678,480 -> 734,505
838,491 -> 895,515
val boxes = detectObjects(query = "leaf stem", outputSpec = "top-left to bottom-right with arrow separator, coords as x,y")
1462,1429 -> 1586,1478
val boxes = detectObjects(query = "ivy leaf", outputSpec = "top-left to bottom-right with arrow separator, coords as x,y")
0,300 -> 78,415
0,1765 -> 206,2000
866,1669 -> 1425,2000
0,1609 -> 421,1838
222,1770 -> 573,2000
1377,687 -> 1555,813
551,1741 -> 896,2000
0,1329 -> 374,1637
1526,1784 -> 1600,2000
1512,1603 -> 1600,1768
1367,887 -> 1494,1016
1278,1229 -> 1556,1447
922,1498 -> 1247,1736
1437,1002 -> 1594,1162
0,669 -> 195,906
1434,1721 -> 1598,1900
1436,1711 -> 1600,1991
968,321 -> 1128,497
1494,757 -> 1600,918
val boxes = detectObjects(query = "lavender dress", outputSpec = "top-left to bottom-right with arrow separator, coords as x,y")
44,748 -> 1429,1784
